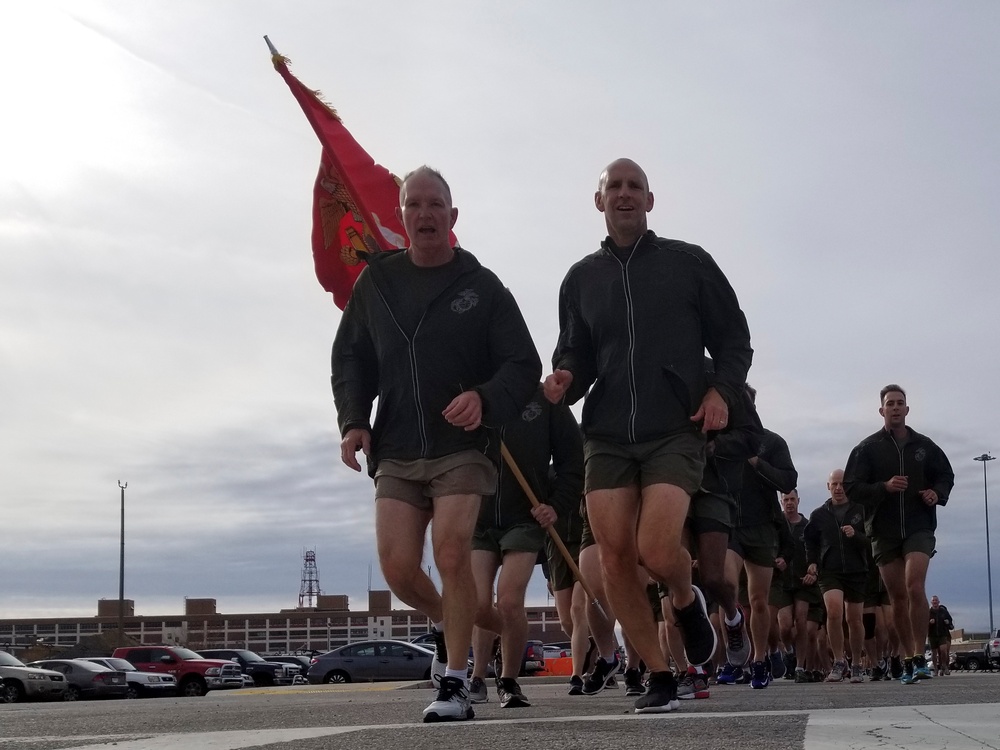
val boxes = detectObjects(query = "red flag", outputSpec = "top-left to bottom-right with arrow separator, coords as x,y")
269,41 -> 455,309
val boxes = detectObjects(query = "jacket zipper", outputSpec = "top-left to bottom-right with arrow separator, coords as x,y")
610,237 -> 643,443
371,284 -> 430,455
495,426 -> 506,527
889,436 -> 906,538
835,505 -> 846,570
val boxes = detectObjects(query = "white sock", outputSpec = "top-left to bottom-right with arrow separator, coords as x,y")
444,668 -> 467,683
724,610 -> 742,627
432,621 -> 444,633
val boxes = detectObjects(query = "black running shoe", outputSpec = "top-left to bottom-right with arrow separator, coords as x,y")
724,605 -> 751,667
675,585 -> 718,666
890,656 -> 903,680
497,677 -> 530,708
581,656 -> 619,696
567,675 -> 584,696
634,671 -> 679,713
624,668 -> 645,697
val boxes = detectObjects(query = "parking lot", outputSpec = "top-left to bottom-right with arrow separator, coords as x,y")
2,670 -> 999,750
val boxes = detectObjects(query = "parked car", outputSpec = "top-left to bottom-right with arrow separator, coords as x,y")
543,641 -> 572,660
987,629 -> 1000,660
27,659 -> 127,701
0,651 -> 67,703
198,649 -> 301,686
409,633 -> 544,676
79,657 -> 177,698
265,655 -> 312,683
307,640 -> 435,684
950,649 -> 1000,671
112,646 -> 243,697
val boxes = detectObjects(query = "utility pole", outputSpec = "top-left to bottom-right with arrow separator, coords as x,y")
974,454 -> 995,634
118,480 -> 127,647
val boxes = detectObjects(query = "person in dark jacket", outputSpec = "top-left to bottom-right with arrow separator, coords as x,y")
544,158 -> 752,713
333,166 -> 541,723
775,489 -> 824,682
688,364 -> 759,678
468,386 -> 583,707
844,384 -> 954,685
726,384 -> 798,688
928,595 -> 954,676
804,469 -> 868,683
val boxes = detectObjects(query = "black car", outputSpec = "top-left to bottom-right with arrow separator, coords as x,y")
265,655 -> 312,681
197,649 -> 301,686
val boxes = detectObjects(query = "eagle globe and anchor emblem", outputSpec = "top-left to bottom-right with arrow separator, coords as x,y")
451,289 -> 479,314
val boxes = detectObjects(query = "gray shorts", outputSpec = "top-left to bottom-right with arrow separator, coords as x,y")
374,450 -> 496,510
584,432 -> 705,496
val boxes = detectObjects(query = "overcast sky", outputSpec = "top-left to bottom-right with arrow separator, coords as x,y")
3,1 -> 999,634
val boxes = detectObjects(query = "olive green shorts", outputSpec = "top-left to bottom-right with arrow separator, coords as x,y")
770,578 -> 793,609
807,599 -> 827,625
732,523 -> 778,568
375,450 -> 496,510
793,582 -> 824,609
864,563 -> 890,607
689,490 -> 735,535
584,432 -> 705,496
473,522 -> 546,555
928,633 -> 950,649
545,535 -> 581,592
872,529 -> 936,567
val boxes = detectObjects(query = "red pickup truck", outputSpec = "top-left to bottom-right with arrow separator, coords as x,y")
112,646 -> 243,697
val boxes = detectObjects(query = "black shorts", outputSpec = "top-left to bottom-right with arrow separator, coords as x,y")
818,570 -> 868,604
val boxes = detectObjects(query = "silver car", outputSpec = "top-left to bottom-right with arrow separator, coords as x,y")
0,651 -> 67,703
307,640 -> 434,684
79,657 -> 177,698
27,659 -> 127,700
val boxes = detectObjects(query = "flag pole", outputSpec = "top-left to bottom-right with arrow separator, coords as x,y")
499,441 -> 608,620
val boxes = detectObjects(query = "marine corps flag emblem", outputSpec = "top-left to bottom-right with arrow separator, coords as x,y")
268,37 -> 433,309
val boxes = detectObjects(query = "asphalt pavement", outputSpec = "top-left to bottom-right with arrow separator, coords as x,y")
1,671 -> 998,750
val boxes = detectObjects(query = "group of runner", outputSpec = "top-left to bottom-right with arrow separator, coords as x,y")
330,160 -> 955,723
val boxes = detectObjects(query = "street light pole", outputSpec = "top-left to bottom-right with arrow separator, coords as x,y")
118,480 -> 127,647
974,454 -> 995,635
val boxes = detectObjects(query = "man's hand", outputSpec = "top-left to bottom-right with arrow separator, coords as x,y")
340,428 -> 371,472
885,475 -> 908,492
803,564 -> 817,585
775,556 -> 787,572
691,387 -> 728,434
543,370 -> 573,404
532,503 -> 557,529
443,390 -> 483,431
841,525 -> 855,538
919,489 -> 939,506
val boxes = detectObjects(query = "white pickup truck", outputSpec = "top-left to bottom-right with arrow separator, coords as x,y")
987,629 -> 1000,659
